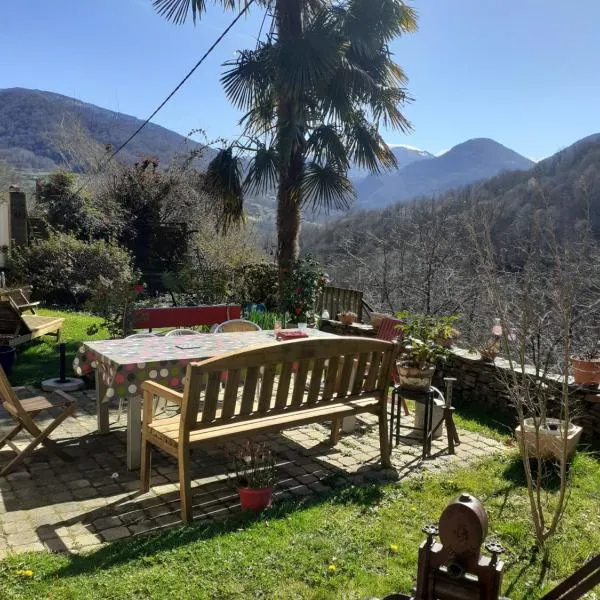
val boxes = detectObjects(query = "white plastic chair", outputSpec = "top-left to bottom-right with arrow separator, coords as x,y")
165,329 -> 201,337
213,319 -> 261,333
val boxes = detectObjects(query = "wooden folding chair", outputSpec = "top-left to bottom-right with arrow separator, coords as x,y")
0,366 -> 77,475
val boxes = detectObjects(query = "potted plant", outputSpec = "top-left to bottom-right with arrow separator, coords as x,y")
338,311 -> 358,325
232,441 -> 277,513
395,312 -> 453,391
570,342 -> 600,385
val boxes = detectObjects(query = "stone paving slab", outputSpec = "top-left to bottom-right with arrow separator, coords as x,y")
0,387 -> 508,557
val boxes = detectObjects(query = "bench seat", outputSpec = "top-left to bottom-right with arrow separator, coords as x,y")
149,396 -> 380,449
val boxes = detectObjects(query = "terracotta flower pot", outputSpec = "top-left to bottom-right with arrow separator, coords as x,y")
338,312 -> 357,325
570,357 -> 600,385
239,486 -> 273,512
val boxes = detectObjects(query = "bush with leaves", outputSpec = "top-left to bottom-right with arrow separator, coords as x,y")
86,278 -> 145,339
8,233 -> 135,306
35,170 -> 122,241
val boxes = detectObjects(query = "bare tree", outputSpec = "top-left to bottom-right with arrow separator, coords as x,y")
466,181 -> 600,547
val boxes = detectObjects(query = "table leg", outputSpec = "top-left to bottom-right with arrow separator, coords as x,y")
96,371 -> 110,434
127,396 -> 142,470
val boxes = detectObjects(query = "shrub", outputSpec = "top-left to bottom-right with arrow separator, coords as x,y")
231,263 -> 279,311
8,233 -> 135,306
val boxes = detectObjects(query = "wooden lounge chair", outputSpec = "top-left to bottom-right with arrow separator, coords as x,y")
0,286 -> 40,314
0,365 -> 77,475
140,336 -> 397,522
0,298 -> 63,348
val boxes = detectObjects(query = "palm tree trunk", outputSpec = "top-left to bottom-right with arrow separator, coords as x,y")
275,0 -> 303,301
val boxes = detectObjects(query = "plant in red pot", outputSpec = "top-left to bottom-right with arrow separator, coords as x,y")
570,341 -> 600,386
233,441 -> 277,513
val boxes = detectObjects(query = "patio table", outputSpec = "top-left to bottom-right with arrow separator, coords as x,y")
73,329 -> 337,470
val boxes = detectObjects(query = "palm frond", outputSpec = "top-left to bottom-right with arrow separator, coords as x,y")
274,10 -> 346,100
369,86 -> 412,132
345,115 -> 397,173
221,44 -> 274,111
203,148 -> 245,232
153,0 -> 262,24
306,125 -> 349,169
344,0 -> 417,53
244,145 -> 279,194
301,161 -> 355,212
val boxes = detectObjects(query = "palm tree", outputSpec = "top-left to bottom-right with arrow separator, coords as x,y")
154,0 -> 416,293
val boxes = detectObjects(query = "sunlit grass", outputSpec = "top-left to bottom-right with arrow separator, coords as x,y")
0,453 -> 598,599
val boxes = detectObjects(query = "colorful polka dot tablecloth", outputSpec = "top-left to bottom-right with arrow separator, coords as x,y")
73,329 -> 336,402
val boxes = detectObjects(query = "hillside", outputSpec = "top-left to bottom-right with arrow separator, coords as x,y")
305,133 -> 600,265
0,87 -> 205,170
354,138 -> 534,209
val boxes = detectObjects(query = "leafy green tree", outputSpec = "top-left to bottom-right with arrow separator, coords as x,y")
36,170 -> 122,241
154,0 -> 416,293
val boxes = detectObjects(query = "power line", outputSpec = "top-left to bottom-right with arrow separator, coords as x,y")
66,0 -> 255,199
107,0 -> 256,163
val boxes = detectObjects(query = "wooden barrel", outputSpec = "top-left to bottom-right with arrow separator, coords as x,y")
438,493 -> 488,556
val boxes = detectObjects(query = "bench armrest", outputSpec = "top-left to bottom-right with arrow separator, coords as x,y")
141,381 -> 184,404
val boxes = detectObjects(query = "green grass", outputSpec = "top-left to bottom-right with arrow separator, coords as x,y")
9,309 -> 108,387
0,453 -> 598,599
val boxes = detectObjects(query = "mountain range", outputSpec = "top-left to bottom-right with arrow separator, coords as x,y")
1,87 -> 533,210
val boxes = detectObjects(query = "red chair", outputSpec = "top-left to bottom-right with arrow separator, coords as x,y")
376,317 -> 409,416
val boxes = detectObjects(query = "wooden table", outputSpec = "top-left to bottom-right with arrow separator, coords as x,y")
74,329 -> 337,469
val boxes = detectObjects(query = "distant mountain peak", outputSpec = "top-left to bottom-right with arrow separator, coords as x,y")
354,136 -> 534,209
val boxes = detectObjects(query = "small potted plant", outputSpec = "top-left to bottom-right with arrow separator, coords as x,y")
395,312 -> 454,390
338,311 -> 358,325
232,441 -> 277,513
570,342 -> 600,385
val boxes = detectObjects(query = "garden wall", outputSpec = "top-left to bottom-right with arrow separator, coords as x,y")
434,348 -> 599,447
320,321 -> 599,446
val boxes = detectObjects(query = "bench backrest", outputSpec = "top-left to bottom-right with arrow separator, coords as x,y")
132,305 -> 241,330
180,337 -> 397,436
317,286 -> 364,321
0,299 -> 29,340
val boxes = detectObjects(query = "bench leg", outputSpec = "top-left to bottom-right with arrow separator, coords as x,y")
140,436 -> 152,493
378,405 -> 392,468
329,418 -> 341,446
178,447 -> 193,523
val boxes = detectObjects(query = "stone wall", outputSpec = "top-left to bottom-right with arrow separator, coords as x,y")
319,320 -> 599,446
434,348 -> 600,447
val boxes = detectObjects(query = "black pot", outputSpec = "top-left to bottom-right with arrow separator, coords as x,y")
0,346 -> 16,376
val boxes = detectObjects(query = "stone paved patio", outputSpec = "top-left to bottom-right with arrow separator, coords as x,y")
0,387 -> 507,557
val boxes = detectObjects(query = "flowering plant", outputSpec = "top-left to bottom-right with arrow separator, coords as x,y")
231,441 -> 277,489
281,255 -> 327,323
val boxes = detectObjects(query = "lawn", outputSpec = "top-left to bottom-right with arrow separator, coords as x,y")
9,309 -> 108,387
0,453 -> 598,600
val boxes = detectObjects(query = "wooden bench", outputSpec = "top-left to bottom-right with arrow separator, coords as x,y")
0,299 -> 63,348
317,285 -> 364,322
131,305 -> 241,331
140,336 -> 398,522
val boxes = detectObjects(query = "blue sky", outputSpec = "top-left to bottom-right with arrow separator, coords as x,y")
1,0 -> 599,160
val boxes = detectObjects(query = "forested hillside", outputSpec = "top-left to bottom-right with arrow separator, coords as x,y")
303,133 -> 600,340
0,88 -> 207,170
